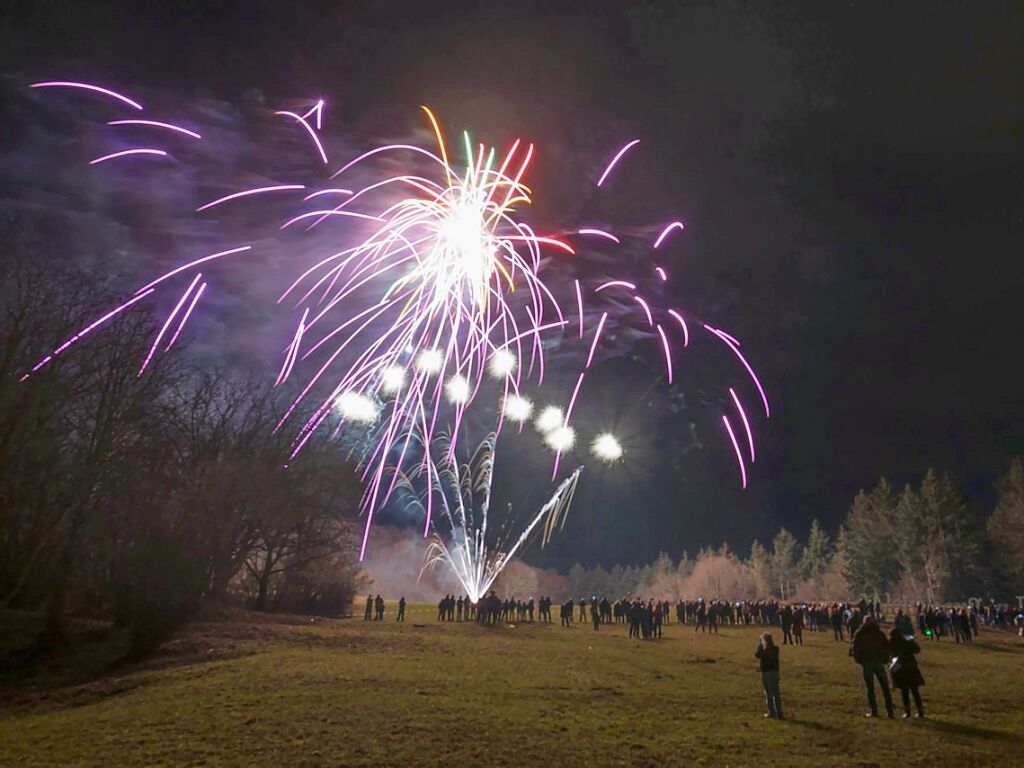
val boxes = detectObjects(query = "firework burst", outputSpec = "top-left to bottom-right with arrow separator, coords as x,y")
22,80 -> 772,565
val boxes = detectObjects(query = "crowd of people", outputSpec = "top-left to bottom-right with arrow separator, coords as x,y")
422,594 -> 1024,642
367,591 -> 1023,721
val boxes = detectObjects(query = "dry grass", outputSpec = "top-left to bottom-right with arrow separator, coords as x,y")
1,604 -> 1022,766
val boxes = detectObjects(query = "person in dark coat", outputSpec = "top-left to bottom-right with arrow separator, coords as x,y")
755,633 -> 784,719
364,594 -> 373,621
780,605 -> 794,645
852,616 -> 895,718
888,627 -> 925,718
396,596 -> 406,622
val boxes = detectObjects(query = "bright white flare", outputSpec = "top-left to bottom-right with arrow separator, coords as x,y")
488,348 -> 517,379
502,394 -> 533,423
445,374 -> 470,404
545,425 -> 575,453
334,391 -> 380,423
381,365 -> 406,394
591,433 -> 623,462
534,405 -> 564,434
416,349 -> 443,374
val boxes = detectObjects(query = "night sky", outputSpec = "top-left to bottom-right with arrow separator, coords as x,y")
4,1 -> 1024,568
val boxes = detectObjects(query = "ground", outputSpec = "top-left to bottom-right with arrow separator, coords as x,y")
1,604 -> 1021,767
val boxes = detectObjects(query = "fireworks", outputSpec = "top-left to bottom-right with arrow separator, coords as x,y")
591,433 -> 623,462
23,79 -> 773,567
534,405 -> 565,434
502,394 -> 533,423
444,374 -> 470,404
408,434 -> 583,603
544,425 -> 576,453
487,348 -> 517,378
380,365 -> 406,394
335,391 -> 380,424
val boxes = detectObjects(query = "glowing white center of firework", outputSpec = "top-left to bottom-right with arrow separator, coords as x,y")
445,374 -> 471,404
416,349 -> 443,374
591,433 -> 623,462
488,348 -> 517,379
534,405 -> 564,434
334,391 -> 379,424
502,394 -> 533,423
440,201 -> 491,302
380,365 -> 406,394
545,425 -> 575,453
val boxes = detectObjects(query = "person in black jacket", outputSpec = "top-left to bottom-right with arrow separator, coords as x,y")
755,633 -> 784,719
888,627 -> 925,718
852,616 -> 895,718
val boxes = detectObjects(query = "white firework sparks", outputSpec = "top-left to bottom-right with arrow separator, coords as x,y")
544,425 -> 575,453
502,393 -> 533,423
488,348 -> 517,379
334,391 -> 380,423
534,405 -> 564,434
591,432 -> 623,462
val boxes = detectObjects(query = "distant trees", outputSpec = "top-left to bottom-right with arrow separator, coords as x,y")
770,528 -> 800,600
838,481 -> 901,601
517,460 -> 1021,604
0,261 -> 364,658
832,471 -> 986,604
799,519 -> 832,584
988,458 -> 1024,593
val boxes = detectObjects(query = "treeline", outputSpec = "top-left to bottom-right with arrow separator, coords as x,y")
540,468 -> 1024,604
1,262 -> 365,659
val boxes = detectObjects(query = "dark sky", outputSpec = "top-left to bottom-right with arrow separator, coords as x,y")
4,1 -> 1024,568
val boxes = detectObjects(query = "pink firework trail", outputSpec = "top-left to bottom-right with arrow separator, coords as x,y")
722,415 -> 748,489
596,138 -> 639,187
108,119 -> 202,139
577,228 -> 620,243
89,148 -> 168,164
197,185 -> 306,212
30,81 -> 144,110
653,220 -> 685,248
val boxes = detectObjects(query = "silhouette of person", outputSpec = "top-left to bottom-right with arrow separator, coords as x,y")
852,616 -> 894,718
755,633 -> 784,719
397,596 -> 406,622
888,627 -> 925,718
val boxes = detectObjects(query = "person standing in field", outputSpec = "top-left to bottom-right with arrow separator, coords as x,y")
791,606 -> 804,645
364,594 -> 373,621
888,627 -> 925,718
852,616 -> 895,718
780,604 -> 794,645
830,603 -> 845,641
396,596 -> 406,622
894,608 -> 914,637
755,633 -> 784,719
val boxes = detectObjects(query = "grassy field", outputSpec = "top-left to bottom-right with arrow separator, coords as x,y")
1,604 -> 1022,767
